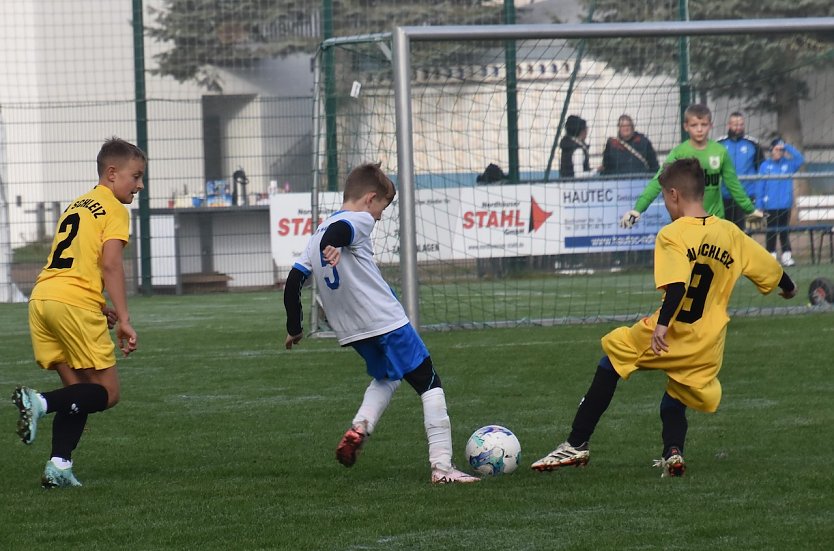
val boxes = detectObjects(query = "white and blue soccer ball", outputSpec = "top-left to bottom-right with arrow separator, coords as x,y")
465,425 -> 521,476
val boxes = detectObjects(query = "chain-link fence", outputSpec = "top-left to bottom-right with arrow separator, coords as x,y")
1,2 -> 832,318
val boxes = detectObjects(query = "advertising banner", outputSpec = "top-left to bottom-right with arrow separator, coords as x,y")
269,179 -> 669,267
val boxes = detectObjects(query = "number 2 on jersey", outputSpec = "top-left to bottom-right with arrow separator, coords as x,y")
47,213 -> 81,269
675,262 -> 714,323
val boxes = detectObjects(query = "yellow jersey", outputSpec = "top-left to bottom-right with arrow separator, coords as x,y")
30,185 -> 129,311
602,216 -> 783,388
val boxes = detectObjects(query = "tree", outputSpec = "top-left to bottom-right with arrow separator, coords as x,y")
147,1 -> 319,91
575,0 -> 834,147
147,0 -> 503,92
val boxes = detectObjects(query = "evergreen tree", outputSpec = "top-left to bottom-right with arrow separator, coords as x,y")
147,0 -> 502,91
576,0 -> 834,145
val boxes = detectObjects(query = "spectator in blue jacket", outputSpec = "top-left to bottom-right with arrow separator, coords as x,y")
757,138 -> 804,267
718,112 -> 764,229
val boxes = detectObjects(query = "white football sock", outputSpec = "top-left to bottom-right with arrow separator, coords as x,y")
421,387 -> 453,470
50,457 -> 72,469
352,378 -> 400,434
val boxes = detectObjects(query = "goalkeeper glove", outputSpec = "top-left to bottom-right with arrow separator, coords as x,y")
619,210 -> 641,229
745,209 -> 766,231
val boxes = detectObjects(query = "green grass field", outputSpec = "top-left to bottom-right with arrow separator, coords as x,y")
393,263 -> 833,328
1,292 -> 832,550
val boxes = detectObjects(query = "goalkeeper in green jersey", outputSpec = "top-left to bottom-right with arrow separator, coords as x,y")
620,104 -> 764,229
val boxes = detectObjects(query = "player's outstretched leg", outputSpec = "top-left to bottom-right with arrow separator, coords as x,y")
532,358 -> 619,472
11,386 -> 46,445
41,459 -> 83,489
336,422 -> 368,467
531,441 -> 590,472
336,379 -> 400,467
421,388 -> 479,484
653,447 -> 686,478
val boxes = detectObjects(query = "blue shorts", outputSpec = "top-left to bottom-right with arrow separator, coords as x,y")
350,324 -> 429,381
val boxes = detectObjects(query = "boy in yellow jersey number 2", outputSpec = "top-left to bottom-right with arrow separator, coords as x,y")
12,137 -> 145,488
532,158 -> 796,477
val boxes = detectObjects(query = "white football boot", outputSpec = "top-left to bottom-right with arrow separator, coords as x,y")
531,441 -> 590,471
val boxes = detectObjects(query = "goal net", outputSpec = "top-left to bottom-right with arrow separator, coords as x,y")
302,20 -> 834,331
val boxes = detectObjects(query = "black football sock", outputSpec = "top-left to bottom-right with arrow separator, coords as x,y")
660,392 -> 687,457
51,411 -> 89,461
43,383 -> 108,415
567,358 -> 620,447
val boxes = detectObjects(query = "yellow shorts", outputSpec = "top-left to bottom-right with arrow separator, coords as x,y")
665,376 -> 722,413
602,322 -> 724,413
29,299 -> 116,370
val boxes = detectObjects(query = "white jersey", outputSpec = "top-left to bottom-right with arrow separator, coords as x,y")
293,210 -> 409,345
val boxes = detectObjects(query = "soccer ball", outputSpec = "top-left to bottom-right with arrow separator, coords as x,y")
808,277 -> 834,306
465,425 -> 521,476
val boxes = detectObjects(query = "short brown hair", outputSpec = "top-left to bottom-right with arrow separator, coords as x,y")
343,163 -> 395,202
658,158 -> 705,200
97,137 -> 146,177
683,104 -> 712,123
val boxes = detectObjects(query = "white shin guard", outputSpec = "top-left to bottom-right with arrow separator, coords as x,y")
421,387 -> 453,470
352,378 -> 401,434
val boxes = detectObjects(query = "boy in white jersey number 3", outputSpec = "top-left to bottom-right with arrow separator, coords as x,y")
283,163 -> 478,484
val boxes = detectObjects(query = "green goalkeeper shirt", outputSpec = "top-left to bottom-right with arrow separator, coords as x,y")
633,139 -> 755,217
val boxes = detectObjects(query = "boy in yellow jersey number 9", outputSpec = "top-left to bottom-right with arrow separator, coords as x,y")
533,158 -> 796,478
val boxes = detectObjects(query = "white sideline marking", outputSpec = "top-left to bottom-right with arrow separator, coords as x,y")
450,338 -> 596,349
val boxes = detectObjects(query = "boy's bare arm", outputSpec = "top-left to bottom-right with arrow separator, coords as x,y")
102,240 -> 129,320
102,239 -> 137,356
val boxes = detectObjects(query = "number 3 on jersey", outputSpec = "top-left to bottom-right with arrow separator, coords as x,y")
319,251 -> 340,289
676,262 -> 713,323
47,213 -> 81,269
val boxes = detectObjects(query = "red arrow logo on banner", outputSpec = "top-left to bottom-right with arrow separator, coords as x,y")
529,196 -> 552,232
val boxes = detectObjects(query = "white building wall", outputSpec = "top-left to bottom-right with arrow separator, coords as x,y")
0,0 -> 313,246
349,60 -> 682,180
146,100 -> 205,202
1,1 -> 143,243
